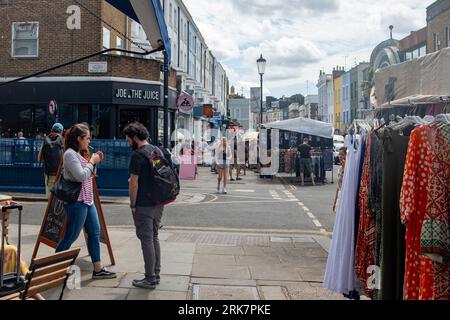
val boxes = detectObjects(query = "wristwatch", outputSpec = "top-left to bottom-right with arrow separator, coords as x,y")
130,205 -> 136,209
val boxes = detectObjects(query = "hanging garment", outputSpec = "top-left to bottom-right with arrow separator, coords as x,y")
354,136 -> 367,251
400,125 -> 434,300
324,134 -> 364,294
421,123 -> 450,300
380,128 -> 409,300
355,133 -> 376,299
421,124 -> 450,261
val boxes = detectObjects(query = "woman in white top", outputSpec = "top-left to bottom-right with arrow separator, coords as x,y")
214,137 -> 233,194
55,124 -> 116,280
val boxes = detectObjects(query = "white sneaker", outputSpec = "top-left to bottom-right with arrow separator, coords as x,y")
222,188 -> 227,194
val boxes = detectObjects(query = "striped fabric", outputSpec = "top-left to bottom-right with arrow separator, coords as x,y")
77,156 -> 94,206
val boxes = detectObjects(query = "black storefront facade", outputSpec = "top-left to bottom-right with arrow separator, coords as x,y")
0,78 -> 178,144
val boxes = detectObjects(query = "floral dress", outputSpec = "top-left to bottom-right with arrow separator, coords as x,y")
400,126 -> 434,300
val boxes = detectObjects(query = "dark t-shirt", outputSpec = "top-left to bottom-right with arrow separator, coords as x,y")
129,144 -> 163,207
298,143 -> 312,159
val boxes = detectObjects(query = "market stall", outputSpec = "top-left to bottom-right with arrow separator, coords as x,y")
263,117 -> 334,183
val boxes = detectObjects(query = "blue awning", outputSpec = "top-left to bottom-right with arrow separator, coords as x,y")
105,0 -> 171,64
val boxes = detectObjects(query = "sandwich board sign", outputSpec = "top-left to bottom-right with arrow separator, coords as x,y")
32,168 -> 115,266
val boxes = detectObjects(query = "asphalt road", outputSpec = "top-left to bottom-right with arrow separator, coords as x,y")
11,166 -> 339,234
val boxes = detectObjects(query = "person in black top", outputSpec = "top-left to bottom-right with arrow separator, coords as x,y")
124,122 -> 166,290
298,137 -> 316,186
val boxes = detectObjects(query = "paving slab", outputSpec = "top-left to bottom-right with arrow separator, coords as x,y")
144,262 -> 192,276
163,243 -> 197,254
127,289 -> 188,300
192,264 -> 251,280
278,255 -> 328,268
235,255 -> 282,266
118,273 -> 190,292
190,277 -> 257,287
242,246 -> 284,255
296,267 -> 326,282
162,252 -> 194,264
44,287 -> 130,300
249,266 -> 302,281
286,285 -> 346,301
283,247 -> 328,258
195,245 -> 245,256
193,285 -> 260,300
259,286 -> 289,300
86,273 -> 126,288
193,254 -> 237,266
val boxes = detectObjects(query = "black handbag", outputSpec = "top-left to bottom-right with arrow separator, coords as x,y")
51,173 -> 82,203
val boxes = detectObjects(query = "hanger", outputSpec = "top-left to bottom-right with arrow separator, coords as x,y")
434,114 -> 450,124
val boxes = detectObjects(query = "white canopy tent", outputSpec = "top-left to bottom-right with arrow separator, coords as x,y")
263,117 -> 334,140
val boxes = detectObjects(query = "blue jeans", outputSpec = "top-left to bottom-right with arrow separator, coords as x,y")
56,202 -> 101,264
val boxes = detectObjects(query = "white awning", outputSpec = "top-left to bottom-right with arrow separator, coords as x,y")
263,117 -> 334,139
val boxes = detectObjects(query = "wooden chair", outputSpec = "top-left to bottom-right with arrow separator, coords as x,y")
19,248 -> 81,300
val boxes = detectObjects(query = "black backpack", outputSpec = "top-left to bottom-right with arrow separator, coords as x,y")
137,145 -> 180,206
41,136 -> 64,175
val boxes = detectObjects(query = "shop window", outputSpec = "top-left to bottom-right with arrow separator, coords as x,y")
12,22 -> 39,58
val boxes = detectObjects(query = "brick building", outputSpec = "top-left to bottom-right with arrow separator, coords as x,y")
0,0 -> 179,141
427,0 -> 450,53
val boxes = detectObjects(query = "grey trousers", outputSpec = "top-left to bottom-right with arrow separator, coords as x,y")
133,205 -> 164,281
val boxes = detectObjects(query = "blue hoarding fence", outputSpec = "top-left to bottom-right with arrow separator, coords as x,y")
0,139 -> 132,195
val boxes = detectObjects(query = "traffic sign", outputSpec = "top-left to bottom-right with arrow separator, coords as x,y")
177,93 -> 194,112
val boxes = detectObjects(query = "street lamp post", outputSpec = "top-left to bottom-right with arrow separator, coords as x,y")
257,54 -> 267,130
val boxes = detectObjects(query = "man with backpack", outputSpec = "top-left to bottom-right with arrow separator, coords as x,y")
38,123 -> 64,198
123,122 -> 180,290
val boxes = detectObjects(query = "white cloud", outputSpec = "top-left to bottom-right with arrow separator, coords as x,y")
183,0 -> 430,97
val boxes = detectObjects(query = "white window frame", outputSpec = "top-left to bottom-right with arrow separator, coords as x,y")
434,32 -> 441,51
102,26 -> 111,50
116,36 -> 123,55
447,27 -> 450,47
11,22 -> 39,58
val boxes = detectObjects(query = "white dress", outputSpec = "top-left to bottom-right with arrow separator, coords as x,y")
324,134 -> 364,294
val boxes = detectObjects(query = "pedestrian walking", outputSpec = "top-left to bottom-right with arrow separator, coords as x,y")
215,137 -> 232,194
124,122 -> 179,290
38,123 -> 64,199
55,123 -> 117,280
298,137 -> 316,186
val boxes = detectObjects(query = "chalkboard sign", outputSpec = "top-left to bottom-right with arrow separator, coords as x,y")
41,196 -> 66,245
32,175 -> 115,266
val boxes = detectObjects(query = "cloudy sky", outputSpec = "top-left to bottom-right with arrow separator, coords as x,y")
183,0 -> 430,98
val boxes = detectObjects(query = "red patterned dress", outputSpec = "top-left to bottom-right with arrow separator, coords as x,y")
421,124 -> 450,300
400,126 -> 434,300
355,133 -> 376,299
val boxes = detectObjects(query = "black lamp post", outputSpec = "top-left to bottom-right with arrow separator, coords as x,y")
257,54 -> 267,129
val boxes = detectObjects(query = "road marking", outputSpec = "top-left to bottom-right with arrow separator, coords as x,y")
290,185 -> 297,190
298,202 -> 304,206
320,229 -> 328,234
235,189 -> 256,193
172,199 -> 300,205
306,212 -> 316,219
312,220 -> 323,228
